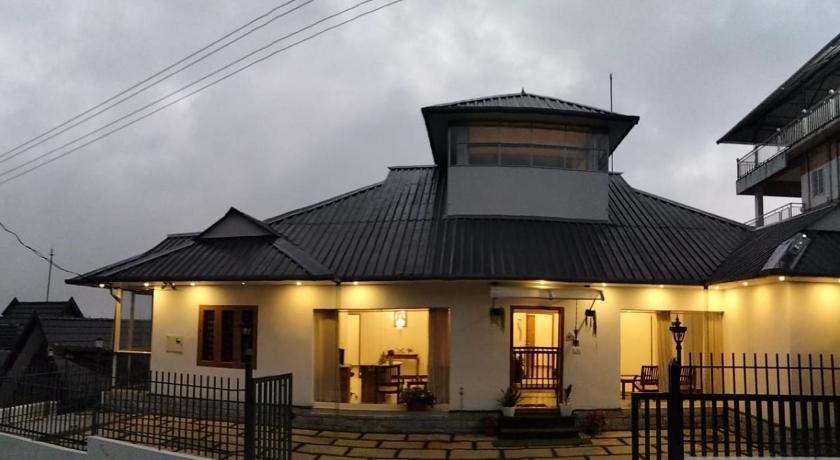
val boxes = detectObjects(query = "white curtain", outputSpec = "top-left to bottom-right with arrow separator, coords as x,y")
428,308 -> 450,404
313,309 -> 339,403
656,311 -> 674,391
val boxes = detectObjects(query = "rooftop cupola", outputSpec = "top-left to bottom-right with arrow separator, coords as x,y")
421,91 -> 639,221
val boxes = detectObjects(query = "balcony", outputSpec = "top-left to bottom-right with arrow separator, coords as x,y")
736,90 -> 840,180
744,202 -> 803,227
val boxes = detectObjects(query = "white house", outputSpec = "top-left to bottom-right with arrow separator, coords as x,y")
68,76 -> 840,420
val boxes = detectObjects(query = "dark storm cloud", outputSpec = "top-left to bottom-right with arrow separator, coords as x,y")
0,0 -> 838,316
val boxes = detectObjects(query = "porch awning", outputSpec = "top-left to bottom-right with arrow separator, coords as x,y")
490,286 -> 604,301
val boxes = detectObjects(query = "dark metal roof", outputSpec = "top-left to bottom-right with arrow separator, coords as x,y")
424,91 -> 617,115
710,204 -> 840,282
421,91 -> 640,164
68,208 -> 332,284
69,166 -> 840,287
265,166 -> 748,284
39,317 -> 114,350
1,298 -> 83,320
719,33 -> 840,144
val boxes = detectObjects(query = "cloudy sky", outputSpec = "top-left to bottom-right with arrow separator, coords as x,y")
0,0 -> 838,317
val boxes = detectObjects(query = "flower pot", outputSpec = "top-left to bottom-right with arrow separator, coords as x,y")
560,404 -> 573,417
500,406 -> 515,417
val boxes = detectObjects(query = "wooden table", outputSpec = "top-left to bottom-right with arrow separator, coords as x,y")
389,353 -> 419,375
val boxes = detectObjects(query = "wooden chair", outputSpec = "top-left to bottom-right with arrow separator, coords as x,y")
376,364 -> 402,403
632,365 -> 660,392
679,365 -> 698,392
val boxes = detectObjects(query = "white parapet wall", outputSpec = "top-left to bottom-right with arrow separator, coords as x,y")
0,433 -> 207,460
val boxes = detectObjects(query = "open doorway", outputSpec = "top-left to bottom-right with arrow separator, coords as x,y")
510,307 -> 563,409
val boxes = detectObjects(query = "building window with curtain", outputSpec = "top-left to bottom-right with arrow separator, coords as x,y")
197,305 -> 257,369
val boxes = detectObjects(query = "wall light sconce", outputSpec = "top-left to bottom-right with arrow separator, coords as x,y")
394,311 -> 407,329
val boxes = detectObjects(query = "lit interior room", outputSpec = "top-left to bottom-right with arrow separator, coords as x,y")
619,310 -> 723,404
511,308 -> 560,408
337,309 -> 429,407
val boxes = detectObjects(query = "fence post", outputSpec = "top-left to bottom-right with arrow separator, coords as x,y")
668,358 -> 684,460
244,342 -> 255,459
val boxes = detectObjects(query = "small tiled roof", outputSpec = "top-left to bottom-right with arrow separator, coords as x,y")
1,298 -> 83,320
39,317 -> 114,350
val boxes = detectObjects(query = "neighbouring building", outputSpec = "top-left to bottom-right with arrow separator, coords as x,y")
67,36 -> 840,419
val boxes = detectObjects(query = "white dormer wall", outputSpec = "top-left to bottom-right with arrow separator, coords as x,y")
444,123 -> 612,221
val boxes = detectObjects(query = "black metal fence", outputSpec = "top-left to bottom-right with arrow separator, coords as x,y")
0,369 -> 293,460
631,353 -> 840,459
512,346 -> 560,390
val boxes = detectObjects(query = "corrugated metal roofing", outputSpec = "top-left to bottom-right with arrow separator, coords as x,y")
72,235 -> 329,283
264,166 -> 748,284
69,166 -> 840,287
425,91 -> 617,115
710,205 -> 840,282
719,33 -> 840,144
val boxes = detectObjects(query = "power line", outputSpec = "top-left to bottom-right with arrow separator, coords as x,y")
0,0 -> 313,166
0,219 -> 80,276
0,0 -> 403,186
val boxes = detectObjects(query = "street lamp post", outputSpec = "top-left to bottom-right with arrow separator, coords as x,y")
241,320 -> 255,460
669,315 -> 687,365
667,315 -> 688,460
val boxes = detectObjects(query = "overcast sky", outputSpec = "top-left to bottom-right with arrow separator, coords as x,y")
0,0 -> 838,317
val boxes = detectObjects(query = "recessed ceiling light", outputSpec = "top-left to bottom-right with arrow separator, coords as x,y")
241,282 -> 246,285
778,276 -> 785,282
353,281 -> 359,286
190,282 -> 196,287
600,282 -> 607,287
143,282 -> 150,287
295,281 -> 302,286
98,283 -> 105,288
538,280 -> 546,285
658,284 -> 664,289
742,281 -> 749,286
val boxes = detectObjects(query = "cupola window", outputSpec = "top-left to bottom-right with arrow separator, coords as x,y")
449,123 -> 609,171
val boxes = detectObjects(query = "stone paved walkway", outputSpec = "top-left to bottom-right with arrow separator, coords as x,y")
291,429 -> 634,460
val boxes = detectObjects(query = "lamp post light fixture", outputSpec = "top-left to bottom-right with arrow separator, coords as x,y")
669,315 -> 688,365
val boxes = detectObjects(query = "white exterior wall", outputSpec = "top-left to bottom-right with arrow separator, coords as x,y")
148,280 -> 838,411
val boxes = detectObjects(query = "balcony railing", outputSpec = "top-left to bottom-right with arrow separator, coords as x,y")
737,90 -> 840,179
744,202 -> 803,227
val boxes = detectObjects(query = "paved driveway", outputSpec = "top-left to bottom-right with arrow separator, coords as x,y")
291,429 -> 634,460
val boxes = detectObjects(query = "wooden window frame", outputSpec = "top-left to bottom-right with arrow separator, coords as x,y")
197,305 -> 258,369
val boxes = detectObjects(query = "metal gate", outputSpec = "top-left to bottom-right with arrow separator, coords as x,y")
254,373 -> 293,460
631,353 -> 840,459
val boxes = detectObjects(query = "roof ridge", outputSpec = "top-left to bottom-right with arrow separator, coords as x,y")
629,184 -> 749,229
423,91 -> 621,115
387,165 -> 437,170
265,180 -> 384,224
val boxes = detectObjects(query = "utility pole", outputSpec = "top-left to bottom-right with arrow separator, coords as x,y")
45,247 -> 54,301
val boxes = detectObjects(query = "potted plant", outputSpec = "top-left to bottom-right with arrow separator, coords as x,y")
497,386 -> 522,417
403,387 -> 436,411
560,384 -> 573,416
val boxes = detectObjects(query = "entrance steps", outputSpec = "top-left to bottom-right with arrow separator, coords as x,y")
495,412 -> 587,446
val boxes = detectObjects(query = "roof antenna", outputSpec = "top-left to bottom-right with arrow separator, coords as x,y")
609,73 -> 613,112
521,87 -> 526,95
45,247 -> 53,302
609,73 -> 614,174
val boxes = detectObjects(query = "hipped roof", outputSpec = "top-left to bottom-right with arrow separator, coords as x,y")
69,166 -> 840,287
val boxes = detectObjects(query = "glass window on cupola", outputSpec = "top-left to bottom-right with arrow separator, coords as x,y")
448,124 -> 610,172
